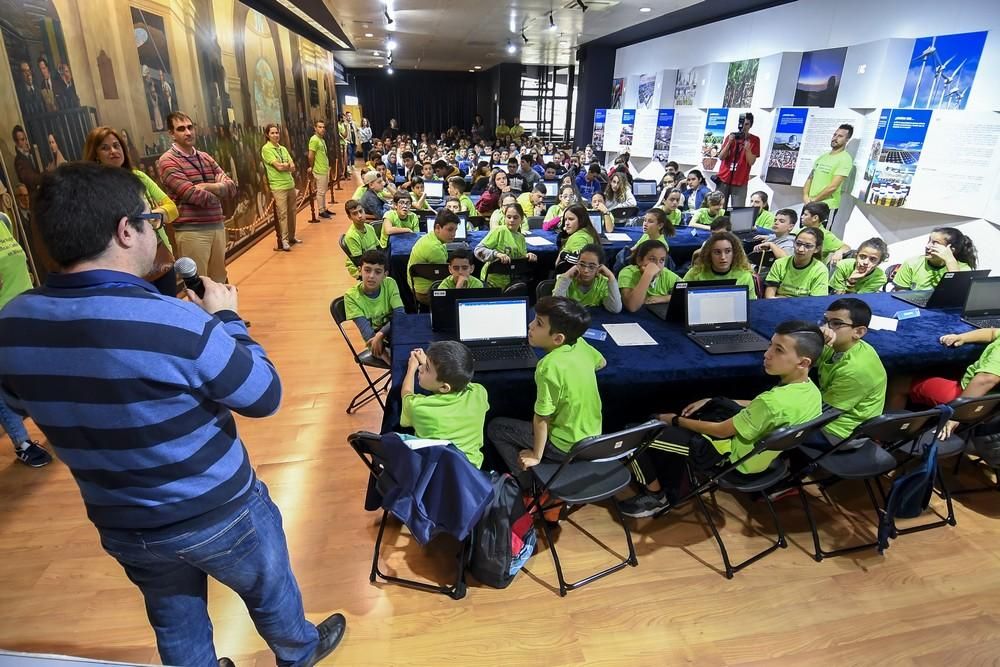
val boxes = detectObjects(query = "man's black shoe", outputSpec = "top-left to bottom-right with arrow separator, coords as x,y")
218,659 -> 236,667
303,613 -> 346,666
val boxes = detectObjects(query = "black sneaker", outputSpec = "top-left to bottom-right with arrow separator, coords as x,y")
619,491 -> 669,518
319,211 -> 332,218
15,440 -> 52,468
303,612 -> 346,666
218,659 -> 236,667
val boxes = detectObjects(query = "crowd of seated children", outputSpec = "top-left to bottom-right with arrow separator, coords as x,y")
619,240 -> 681,313
620,320 -> 825,516
401,341 -> 490,469
486,297 -> 606,487
380,192 -> 421,248
892,227 -> 978,290
489,193 -> 521,230
764,227 -> 830,298
407,209 -> 459,306
553,243 -> 623,314
830,238 -> 889,294
683,231 -> 758,299
517,183 -> 547,219
542,185 -> 577,231
800,202 -> 850,265
680,169 -> 711,211
587,193 -> 616,233
750,191 -> 775,230
438,248 -> 484,289
473,203 -> 538,289
605,171 -> 637,210
688,191 -> 726,230
556,204 -> 603,265
344,250 -> 404,364
343,199 -> 379,278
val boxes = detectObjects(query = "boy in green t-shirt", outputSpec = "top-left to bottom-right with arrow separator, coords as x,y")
343,250 -> 404,364
448,176 -> 477,217
517,184 -> 547,219
343,199 -> 379,279
801,202 -> 850,265
409,177 -> 433,211
554,243 -> 622,313
621,320 -> 825,516
438,248 -> 484,289
407,209 -> 459,305
764,228 -> 829,298
618,240 -> 680,312
401,341 -> 490,468
380,192 -> 421,248
487,297 -> 605,487
830,238 -> 888,294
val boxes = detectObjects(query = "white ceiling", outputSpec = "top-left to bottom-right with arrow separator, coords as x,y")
323,0 -> 699,72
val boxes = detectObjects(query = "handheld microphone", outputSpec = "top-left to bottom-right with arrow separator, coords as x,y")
174,257 -> 205,298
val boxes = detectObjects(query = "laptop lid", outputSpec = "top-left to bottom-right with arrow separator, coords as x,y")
963,276 -> 1000,318
453,216 -> 467,240
456,297 -> 529,346
728,207 -> 756,233
633,181 -> 657,197
588,211 -> 604,232
430,288 -> 502,330
543,154 -> 554,163
423,180 -> 444,199
927,269 -> 991,307
685,285 -> 751,333
543,180 -> 559,197
663,279 -> 738,321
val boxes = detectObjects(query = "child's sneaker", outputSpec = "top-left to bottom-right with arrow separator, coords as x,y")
15,440 -> 52,468
619,490 -> 670,518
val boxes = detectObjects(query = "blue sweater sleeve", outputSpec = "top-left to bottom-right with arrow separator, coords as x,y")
197,310 -> 282,418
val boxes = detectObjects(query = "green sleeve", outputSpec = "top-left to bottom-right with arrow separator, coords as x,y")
834,151 -> 854,177
766,258 -> 787,286
830,261 -> 851,292
386,278 -> 404,310
400,393 -> 416,427
732,395 -> 775,453
894,259 -> 914,288
618,266 -> 639,289
533,366 -> 559,417
810,264 -> 830,296
343,289 -> 364,321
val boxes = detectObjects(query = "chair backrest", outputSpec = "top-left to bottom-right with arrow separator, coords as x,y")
330,296 -> 366,362
409,263 -> 450,282
485,258 -> 533,281
338,234 -> 350,258
429,280 -> 443,292
751,272 -> 764,299
468,216 -> 488,230
503,282 -> 529,298
568,420 -> 665,464
527,216 -> 545,230
758,408 -> 844,454
415,209 -> 435,220
536,279 -> 556,300
949,394 -> 1000,426
372,220 -> 384,239
347,431 -> 388,479
855,407 -> 943,448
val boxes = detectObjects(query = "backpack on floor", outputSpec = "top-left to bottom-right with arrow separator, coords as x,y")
877,441 -> 938,553
468,471 -> 536,588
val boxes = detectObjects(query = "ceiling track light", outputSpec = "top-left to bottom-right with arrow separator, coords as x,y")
521,30 -> 528,44
575,0 -> 588,11
384,9 -> 393,24
548,13 -> 557,30
506,39 -> 516,54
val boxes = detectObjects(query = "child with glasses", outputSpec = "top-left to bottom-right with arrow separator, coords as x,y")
553,243 -> 622,313
764,227 -> 829,298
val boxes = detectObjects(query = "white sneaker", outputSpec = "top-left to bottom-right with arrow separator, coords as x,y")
281,241 -> 291,251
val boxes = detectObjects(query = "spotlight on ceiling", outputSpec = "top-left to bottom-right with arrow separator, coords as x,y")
575,0 -> 588,11
386,38 -> 397,50
548,13 -> 557,30
387,66 -> 394,74
507,39 -> 516,54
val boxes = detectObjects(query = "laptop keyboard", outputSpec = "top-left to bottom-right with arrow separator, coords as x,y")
969,317 -> 1000,329
470,345 -> 536,362
699,332 -> 765,345
903,292 -> 931,307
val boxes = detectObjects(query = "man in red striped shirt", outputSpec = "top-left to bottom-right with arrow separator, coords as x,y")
157,111 -> 236,283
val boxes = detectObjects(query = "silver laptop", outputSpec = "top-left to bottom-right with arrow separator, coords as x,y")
423,180 -> 444,201
633,181 -> 657,198
456,297 -> 538,371
685,285 -> 770,354
542,180 -> 559,197
728,207 -> 758,238
962,276 -> 1000,329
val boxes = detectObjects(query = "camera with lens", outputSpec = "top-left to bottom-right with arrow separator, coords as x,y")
737,113 -> 749,134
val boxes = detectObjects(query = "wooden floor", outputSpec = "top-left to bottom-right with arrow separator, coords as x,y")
3,179 -> 1000,666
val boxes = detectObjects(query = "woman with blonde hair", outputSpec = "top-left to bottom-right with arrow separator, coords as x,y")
83,125 -> 178,295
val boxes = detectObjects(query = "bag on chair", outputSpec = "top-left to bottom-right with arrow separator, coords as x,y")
468,471 -> 536,588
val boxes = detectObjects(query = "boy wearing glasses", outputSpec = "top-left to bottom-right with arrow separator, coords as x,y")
553,243 -> 622,313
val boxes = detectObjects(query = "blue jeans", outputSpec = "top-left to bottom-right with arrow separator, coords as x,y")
0,396 -> 28,446
347,142 -> 356,166
97,480 -> 319,667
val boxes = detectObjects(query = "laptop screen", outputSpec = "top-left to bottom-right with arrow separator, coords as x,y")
423,180 -> 444,199
687,287 -> 748,328
543,154 -> 554,163
965,278 -> 1000,314
543,181 -> 559,197
588,211 -> 604,231
457,298 -> 528,343
454,217 -> 467,240
633,181 -> 657,196
728,207 -> 756,232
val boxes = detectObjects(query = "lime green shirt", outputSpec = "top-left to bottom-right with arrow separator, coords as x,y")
557,274 -> 610,308
818,341 -> 887,441
691,208 -> 724,227
134,169 -> 174,251
380,211 -> 420,248
0,218 -> 33,310
410,192 -> 432,211
807,150 -> 854,210
766,257 -> 829,297
401,383 -> 490,468
544,203 -> 566,221
683,265 -> 757,299
962,335 -> 1000,390
308,134 -> 329,175
459,194 -> 477,217
563,229 -> 597,256
516,192 -> 538,218
755,209 -> 775,230
344,223 -> 379,278
894,256 -> 973,291
633,233 -> 669,252
830,260 -> 887,294
534,339 -> 604,452
618,265 -> 681,298
343,277 -> 403,332
803,225 -> 845,261
478,226 -> 527,288
408,233 -> 449,295
490,208 -> 529,233
656,208 -> 682,229
438,274 -> 484,289
711,380 -> 822,473
261,142 -> 294,191
352,185 -> 367,201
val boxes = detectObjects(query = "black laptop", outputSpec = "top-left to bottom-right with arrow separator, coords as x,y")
684,285 -> 770,354
632,180 -> 658,203
647,279 -> 737,321
962,276 -> 1000,329
728,207 -> 760,240
455,297 -> 538,371
430,287 -> 502,331
892,270 -> 990,309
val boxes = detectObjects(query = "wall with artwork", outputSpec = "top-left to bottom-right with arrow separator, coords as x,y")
607,0 -> 1000,272
0,0 -> 341,281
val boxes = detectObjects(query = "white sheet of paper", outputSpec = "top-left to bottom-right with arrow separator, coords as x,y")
603,323 -> 658,346
604,232 -> 633,242
868,315 -> 898,332
524,236 -> 553,247
404,438 -> 451,450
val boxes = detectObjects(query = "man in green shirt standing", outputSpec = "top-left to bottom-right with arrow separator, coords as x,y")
802,124 -> 855,223
261,123 -> 298,251
307,120 -> 332,220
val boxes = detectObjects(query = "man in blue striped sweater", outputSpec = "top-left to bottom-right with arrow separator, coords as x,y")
0,163 -> 344,667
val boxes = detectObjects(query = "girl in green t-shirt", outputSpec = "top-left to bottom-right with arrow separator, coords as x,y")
892,226 -> 978,290
587,193 -> 615,233
489,193 -> 520,230
831,237 -> 889,294
556,204 -> 602,265
656,188 -> 684,229
764,227 -> 830,298
689,191 -> 725,229
684,231 -> 758,299
619,240 -> 681,312
474,203 -> 538,288
615,207 -> 676,273
750,191 -> 775,230
542,185 -> 576,231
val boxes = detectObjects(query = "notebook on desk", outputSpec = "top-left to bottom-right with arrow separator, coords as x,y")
892,270 -> 990,309
456,297 -> 538,371
430,288 -> 502,331
962,276 -> 1000,329
684,285 -> 770,354
646,279 -> 737,322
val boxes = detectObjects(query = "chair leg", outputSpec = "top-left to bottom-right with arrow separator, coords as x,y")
348,369 -> 390,414
540,513 -> 568,597
693,487 -> 733,579
798,480 -> 881,559
369,510 -> 468,598
370,509 -> 390,583
798,487 -> 824,562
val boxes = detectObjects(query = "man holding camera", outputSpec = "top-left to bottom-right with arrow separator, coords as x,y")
716,112 -> 760,208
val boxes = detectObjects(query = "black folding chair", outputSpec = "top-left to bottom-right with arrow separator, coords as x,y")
408,264 -> 450,312
329,297 -> 390,413
795,407 -> 944,561
536,279 -> 556,300
947,395 -> 1000,494
348,431 -> 470,600
664,409 -> 842,578
483,258 -> 535,287
524,420 -> 664,596
526,216 -> 545,230
503,282 -> 529,298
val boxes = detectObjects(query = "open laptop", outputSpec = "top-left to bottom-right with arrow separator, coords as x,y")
646,279 -> 736,321
892,269 -> 990,309
684,285 -> 770,354
962,276 -> 1000,329
542,180 -> 559,198
588,211 -> 614,245
632,180 -> 658,202
421,215 -> 467,240
728,207 -> 759,240
430,287 -> 502,331
456,297 -> 538,371
423,180 -> 444,204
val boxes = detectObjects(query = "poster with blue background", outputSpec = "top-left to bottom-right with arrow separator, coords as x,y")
592,109 -> 606,149
619,109 -> 636,149
864,109 -> 932,207
702,108 -> 729,171
900,31 -> 987,110
765,107 -> 809,184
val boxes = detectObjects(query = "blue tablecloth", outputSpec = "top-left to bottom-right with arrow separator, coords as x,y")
382,292 -> 979,434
